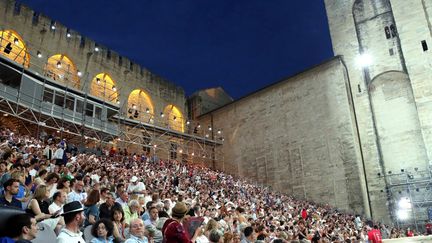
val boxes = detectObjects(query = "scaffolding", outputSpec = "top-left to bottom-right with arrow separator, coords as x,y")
0,30 -> 224,166
385,166 -> 432,232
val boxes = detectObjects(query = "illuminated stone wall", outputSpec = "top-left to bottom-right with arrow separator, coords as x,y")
324,0 -> 432,223
0,0 -> 186,125
199,58 -> 369,216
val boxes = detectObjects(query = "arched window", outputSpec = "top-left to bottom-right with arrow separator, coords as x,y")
127,89 -> 154,123
384,26 -> 391,39
90,73 -> 118,103
44,54 -> 80,89
163,105 -> 184,133
0,30 -> 30,67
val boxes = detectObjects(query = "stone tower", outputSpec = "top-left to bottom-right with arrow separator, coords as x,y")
324,0 -> 432,223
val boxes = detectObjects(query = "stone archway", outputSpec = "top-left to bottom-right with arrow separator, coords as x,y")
369,71 -> 428,172
44,54 -> 80,89
163,105 -> 184,133
127,89 -> 154,123
89,73 -> 118,103
0,29 -> 30,67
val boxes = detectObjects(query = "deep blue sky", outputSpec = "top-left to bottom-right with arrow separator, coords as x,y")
19,0 -> 334,99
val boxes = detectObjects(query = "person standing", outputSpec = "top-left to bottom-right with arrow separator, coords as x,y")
367,222 -> 382,243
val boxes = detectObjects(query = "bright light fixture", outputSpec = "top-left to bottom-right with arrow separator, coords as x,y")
398,198 -> 412,209
396,209 -> 409,220
356,53 -> 373,67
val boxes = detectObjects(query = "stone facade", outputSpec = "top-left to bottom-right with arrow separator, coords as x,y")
199,58 -> 370,215
188,87 -> 233,119
200,0 -> 432,224
0,0 -> 186,122
324,0 -> 432,223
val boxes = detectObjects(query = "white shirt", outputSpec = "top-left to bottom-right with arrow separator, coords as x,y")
67,190 -> 86,204
29,169 -> 37,177
53,148 -> 64,159
49,201 -> 63,214
56,227 -> 85,243
127,182 -> 146,194
124,235 -> 149,243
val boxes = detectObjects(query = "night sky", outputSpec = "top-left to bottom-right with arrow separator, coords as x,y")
18,0 -> 334,100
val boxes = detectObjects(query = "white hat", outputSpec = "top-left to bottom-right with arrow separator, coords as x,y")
130,176 -> 138,183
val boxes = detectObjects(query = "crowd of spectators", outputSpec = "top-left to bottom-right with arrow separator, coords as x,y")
0,126 -> 428,243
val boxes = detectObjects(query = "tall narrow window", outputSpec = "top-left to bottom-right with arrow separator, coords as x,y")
422,40 -> 428,51
106,50 -> 111,60
390,24 -> 397,38
118,56 -> 123,66
85,103 -> 94,117
384,26 -> 391,39
80,36 -> 86,48
13,2 -> 21,15
95,107 -> 102,120
32,12 -> 39,25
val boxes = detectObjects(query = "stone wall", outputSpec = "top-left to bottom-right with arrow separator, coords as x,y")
199,58 -> 370,215
324,0 -> 432,223
0,0 -> 186,120
188,87 -> 233,119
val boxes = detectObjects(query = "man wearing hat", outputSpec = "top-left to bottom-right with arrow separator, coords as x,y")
128,176 -> 146,195
162,202 -> 200,243
56,201 -> 85,243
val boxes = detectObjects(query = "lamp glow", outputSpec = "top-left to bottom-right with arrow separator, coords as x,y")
356,53 -> 373,67
396,209 -> 409,220
398,198 -> 412,209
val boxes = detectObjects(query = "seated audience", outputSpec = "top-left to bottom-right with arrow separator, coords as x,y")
0,178 -> 22,209
90,218 -> 115,243
125,218 -> 149,243
0,213 -> 38,243
84,189 -> 101,227
56,201 -> 86,243
99,192 -> 121,220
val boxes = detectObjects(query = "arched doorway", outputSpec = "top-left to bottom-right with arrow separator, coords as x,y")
163,105 -> 184,133
0,29 -> 30,67
127,89 -> 154,123
90,73 -> 118,103
44,54 -> 80,89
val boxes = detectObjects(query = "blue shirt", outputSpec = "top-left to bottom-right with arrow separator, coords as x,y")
124,235 -> 149,243
0,195 -> 22,209
84,204 -> 100,227
90,236 -> 114,243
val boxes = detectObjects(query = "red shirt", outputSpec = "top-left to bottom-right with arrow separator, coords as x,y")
301,209 -> 308,219
368,229 -> 382,243
162,218 -> 191,243
426,223 -> 432,234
